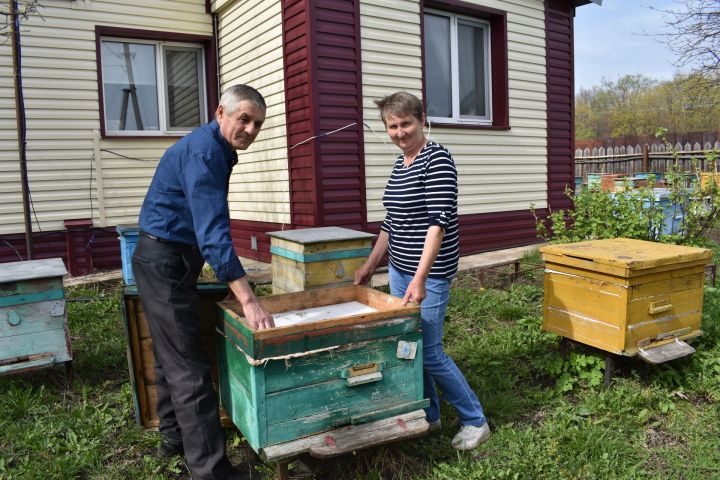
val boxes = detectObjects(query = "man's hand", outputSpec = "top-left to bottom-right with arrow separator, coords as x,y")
228,276 -> 275,330
241,298 -> 275,330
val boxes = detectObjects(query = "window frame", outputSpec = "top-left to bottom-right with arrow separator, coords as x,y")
425,8 -> 492,125
422,0 -> 509,130
95,26 -> 217,139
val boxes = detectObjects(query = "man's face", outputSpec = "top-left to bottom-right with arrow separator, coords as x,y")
216,100 -> 266,150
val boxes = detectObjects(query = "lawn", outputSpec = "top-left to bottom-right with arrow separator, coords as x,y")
2,252 -> 720,479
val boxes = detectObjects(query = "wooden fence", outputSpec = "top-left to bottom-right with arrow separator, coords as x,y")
575,141 -> 720,180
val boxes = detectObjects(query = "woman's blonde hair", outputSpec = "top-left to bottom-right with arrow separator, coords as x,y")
374,91 -> 424,125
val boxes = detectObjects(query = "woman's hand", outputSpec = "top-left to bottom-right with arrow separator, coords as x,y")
354,263 -> 374,285
354,230 -> 390,286
402,276 -> 426,306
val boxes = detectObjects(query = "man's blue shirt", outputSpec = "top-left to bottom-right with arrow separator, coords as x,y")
138,120 -> 246,282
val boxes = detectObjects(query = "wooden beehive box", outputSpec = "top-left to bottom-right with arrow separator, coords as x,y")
121,283 -> 232,428
215,285 -> 427,456
541,238 -> 711,357
0,258 -> 72,377
267,227 -> 376,293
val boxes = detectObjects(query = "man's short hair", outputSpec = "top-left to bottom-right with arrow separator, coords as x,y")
220,84 -> 266,114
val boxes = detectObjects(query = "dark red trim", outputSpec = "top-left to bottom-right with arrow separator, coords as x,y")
545,0 -> 575,211
94,26 -> 218,139
421,0 -> 509,128
230,219 -> 285,262
426,123 -> 511,131
0,227 -> 121,274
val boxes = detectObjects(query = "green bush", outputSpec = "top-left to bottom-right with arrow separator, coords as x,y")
534,128 -> 720,247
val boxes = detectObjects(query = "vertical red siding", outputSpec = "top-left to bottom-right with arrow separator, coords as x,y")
282,0 -> 367,231
545,0 -> 575,211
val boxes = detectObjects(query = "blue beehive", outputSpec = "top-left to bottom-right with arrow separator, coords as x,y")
647,189 -> 684,237
116,225 -> 140,285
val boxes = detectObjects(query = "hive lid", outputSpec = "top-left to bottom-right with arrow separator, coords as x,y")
0,257 -> 68,283
540,238 -> 711,270
116,224 -> 140,234
267,226 -> 375,244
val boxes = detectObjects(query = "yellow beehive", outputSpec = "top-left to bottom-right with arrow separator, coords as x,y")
700,172 -> 720,190
541,238 -> 711,356
267,227 -> 376,294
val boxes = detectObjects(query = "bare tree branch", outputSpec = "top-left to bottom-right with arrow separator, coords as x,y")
654,0 -> 720,83
1,1 -> 45,43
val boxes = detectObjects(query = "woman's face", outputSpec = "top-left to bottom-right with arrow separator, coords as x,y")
383,112 -> 426,155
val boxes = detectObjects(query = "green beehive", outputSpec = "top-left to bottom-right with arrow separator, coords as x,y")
0,258 -> 72,378
216,285 -> 428,459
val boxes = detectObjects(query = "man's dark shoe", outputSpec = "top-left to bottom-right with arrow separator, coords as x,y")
157,436 -> 183,458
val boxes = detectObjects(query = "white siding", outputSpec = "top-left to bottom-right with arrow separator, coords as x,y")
216,0 -> 291,225
0,0 -> 212,235
360,0 -> 548,222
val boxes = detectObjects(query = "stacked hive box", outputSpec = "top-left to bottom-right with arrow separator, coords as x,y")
121,283 -> 232,428
267,227 -> 375,294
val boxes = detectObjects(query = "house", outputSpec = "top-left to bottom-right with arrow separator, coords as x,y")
0,0 -> 600,275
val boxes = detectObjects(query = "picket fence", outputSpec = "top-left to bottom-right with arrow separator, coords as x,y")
574,141 -> 720,180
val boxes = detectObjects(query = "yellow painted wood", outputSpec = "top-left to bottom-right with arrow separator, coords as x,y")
271,255 -> 367,293
541,238 -> 711,277
541,238 -> 711,356
268,228 -> 375,293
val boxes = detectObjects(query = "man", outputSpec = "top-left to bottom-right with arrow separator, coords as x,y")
132,84 -> 274,480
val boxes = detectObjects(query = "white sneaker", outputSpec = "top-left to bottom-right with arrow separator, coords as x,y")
451,423 -> 491,450
428,419 -> 442,432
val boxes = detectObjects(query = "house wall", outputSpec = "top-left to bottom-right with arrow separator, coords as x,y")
359,0 -> 549,223
215,0 -> 291,227
0,1 -> 212,237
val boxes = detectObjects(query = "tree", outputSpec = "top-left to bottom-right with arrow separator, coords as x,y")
575,73 -> 720,139
1,1 -> 43,43
658,0 -> 720,83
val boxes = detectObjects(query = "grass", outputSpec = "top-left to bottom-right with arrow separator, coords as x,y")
2,262 -> 720,479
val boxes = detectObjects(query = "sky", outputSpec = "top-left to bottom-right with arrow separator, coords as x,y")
574,0 -> 685,93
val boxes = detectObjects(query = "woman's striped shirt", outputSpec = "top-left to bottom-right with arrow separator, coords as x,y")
381,141 -> 459,279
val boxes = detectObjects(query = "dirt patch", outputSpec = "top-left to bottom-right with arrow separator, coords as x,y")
644,428 -> 682,449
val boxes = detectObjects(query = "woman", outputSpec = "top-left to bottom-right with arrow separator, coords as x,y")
354,91 -> 490,450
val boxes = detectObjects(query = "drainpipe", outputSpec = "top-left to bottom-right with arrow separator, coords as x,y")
212,11 -> 221,101
11,0 -> 33,259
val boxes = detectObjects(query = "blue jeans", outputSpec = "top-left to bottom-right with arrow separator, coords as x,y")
389,265 -> 487,427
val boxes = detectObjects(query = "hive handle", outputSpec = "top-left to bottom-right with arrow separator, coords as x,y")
346,372 -> 382,387
648,301 -> 672,315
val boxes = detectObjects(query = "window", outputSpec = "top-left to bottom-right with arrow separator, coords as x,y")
424,9 -> 491,125
100,38 -> 207,136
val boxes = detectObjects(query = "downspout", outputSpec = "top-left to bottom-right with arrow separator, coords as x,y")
11,0 -> 33,259
212,10 -> 221,101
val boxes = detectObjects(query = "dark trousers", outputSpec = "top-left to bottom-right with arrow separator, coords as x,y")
132,235 -> 232,479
